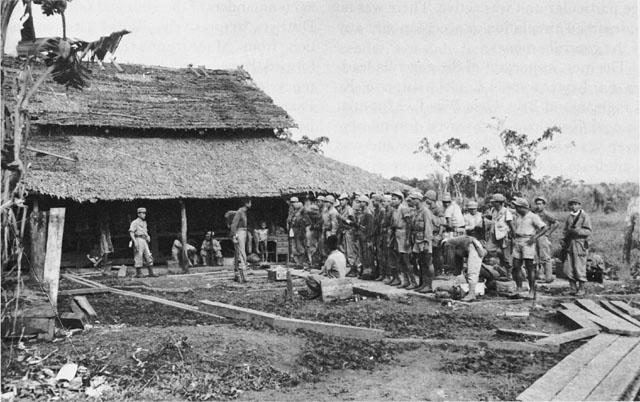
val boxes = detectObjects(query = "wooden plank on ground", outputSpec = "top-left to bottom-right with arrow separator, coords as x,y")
611,300 -> 640,319
561,303 -> 639,335
353,282 -> 408,300
552,336 -> 640,401
496,328 -> 550,338
559,304 -> 600,329
387,338 -> 555,353
199,300 -> 277,325
59,288 -> 111,296
601,300 -> 640,328
61,274 -> 226,320
274,317 -> 386,340
320,278 -> 353,302
535,327 -> 600,347
575,299 -> 640,332
73,296 -> 98,320
585,338 -> 640,401
516,334 -> 619,401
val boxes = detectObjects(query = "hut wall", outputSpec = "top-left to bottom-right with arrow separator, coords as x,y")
27,196 -> 290,268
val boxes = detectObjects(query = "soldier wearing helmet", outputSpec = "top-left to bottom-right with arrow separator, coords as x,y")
464,200 -> 486,240
562,198 -> 592,296
486,193 -> 515,278
533,196 -> 558,282
441,193 -> 465,238
320,195 -> 340,259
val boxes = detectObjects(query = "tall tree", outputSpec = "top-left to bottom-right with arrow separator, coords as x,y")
415,137 -> 470,198
481,117 -> 561,193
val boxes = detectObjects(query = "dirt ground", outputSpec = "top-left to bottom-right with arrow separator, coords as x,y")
4,265 -> 639,401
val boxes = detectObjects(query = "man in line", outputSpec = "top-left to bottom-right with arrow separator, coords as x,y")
534,196 -> 558,283
337,193 -> 359,277
230,199 -> 252,283
371,193 -> 385,280
380,194 -> 395,284
356,195 -> 375,278
407,192 -> 434,293
303,235 -> 347,300
320,195 -> 339,260
464,201 -> 486,240
442,193 -> 466,238
424,190 -> 444,275
390,191 -> 415,288
128,207 -> 157,278
511,197 -> 548,298
486,193 -> 515,278
562,198 -> 593,296
201,231 -> 222,266
291,201 -> 307,265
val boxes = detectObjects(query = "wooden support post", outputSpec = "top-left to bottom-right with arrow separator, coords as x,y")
28,208 -> 48,284
179,200 -> 189,273
43,208 -> 65,310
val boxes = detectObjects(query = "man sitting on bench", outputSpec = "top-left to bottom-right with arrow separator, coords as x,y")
302,235 -> 346,300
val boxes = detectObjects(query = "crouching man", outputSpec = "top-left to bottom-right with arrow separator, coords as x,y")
441,235 -> 487,301
303,235 -> 347,300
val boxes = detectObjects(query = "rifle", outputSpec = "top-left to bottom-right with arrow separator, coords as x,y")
559,210 -> 582,263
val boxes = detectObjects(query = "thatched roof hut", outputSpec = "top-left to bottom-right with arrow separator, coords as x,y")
3,57 -> 410,266
3,57 -> 409,201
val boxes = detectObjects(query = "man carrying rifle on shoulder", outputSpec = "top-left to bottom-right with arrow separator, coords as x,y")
560,197 -> 592,296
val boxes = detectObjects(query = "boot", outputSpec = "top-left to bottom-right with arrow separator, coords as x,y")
147,266 -> 158,277
346,267 -> 358,277
135,267 -> 142,278
417,277 -> 433,294
576,281 -> 585,297
239,270 -> 248,283
388,269 -> 401,286
543,261 -> 554,283
406,273 -> 419,290
569,280 -> 577,295
461,281 -> 476,302
398,272 -> 410,288
414,269 -> 425,291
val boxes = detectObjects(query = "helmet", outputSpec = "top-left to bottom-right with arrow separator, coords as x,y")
466,201 -> 478,209
408,191 -> 423,201
338,193 -> 349,200
317,195 -> 326,202
289,196 -> 299,203
534,195 -> 547,204
491,194 -> 505,203
568,197 -> 581,205
441,193 -> 452,202
325,195 -> 336,203
391,190 -> 404,200
425,190 -> 437,202
137,207 -> 147,213
512,197 -> 529,209
357,195 -> 370,203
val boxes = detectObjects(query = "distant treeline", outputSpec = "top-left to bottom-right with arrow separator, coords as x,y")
391,175 -> 639,213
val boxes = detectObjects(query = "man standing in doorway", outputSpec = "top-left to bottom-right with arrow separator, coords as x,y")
129,207 -> 157,278
230,199 -> 252,283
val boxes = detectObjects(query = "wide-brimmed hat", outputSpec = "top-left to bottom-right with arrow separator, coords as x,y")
534,195 -> 547,204
289,196 -> 299,203
391,190 -> 404,200
568,197 -> 581,205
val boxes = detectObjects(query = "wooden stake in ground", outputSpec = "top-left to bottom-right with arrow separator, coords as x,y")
43,208 -> 65,310
285,269 -> 294,302
179,200 -> 189,273
28,206 -> 48,285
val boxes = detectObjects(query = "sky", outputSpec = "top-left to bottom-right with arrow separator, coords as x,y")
5,0 -> 639,183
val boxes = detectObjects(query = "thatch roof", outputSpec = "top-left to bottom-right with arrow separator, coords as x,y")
1,57 -> 295,130
26,133 -> 410,202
